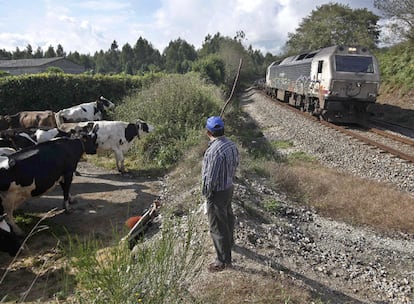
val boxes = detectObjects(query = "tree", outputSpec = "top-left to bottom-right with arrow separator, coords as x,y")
33,47 -> 43,58
285,3 -> 380,54
94,50 -> 111,74
45,45 -> 57,57
121,43 -> 134,74
56,44 -> 65,57
0,49 -> 12,60
67,51 -> 81,63
163,38 -> 197,73
79,54 -> 94,71
107,40 -> 121,73
133,37 -> 162,74
25,44 -> 33,58
192,54 -> 226,85
374,0 -> 414,43
198,32 -> 225,57
12,47 -> 25,59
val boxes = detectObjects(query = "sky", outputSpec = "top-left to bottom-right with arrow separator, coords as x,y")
0,0 -> 383,56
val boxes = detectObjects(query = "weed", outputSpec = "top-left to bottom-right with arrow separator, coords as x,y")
271,140 -> 294,149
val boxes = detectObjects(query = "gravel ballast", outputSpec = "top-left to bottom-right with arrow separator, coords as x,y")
229,90 -> 414,303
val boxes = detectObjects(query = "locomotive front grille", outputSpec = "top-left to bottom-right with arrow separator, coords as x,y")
329,80 -> 379,101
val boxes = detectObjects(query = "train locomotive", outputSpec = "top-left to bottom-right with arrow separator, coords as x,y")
264,45 -> 380,123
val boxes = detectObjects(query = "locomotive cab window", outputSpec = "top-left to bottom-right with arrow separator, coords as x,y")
317,60 -> 323,73
335,55 -> 374,73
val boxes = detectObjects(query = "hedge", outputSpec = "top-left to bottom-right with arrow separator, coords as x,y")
0,73 -> 162,114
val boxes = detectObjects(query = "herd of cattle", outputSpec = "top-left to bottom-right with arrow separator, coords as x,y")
0,96 -> 154,257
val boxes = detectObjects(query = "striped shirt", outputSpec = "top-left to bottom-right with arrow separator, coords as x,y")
202,136 -> 239,198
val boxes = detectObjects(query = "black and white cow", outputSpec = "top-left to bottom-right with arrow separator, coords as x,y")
0,147 -> 16,156
0,206 -> 21,256
0,125 -> 99,235
61,120 -> 153,173
0,129 -> 37,150
34,127 -> 72,143
55,96 -> 115,126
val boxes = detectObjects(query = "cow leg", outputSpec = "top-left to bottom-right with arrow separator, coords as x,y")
1,196 -> 25,236
5,210 -> 25,236
59,172 -> 74,212
114,149 -> 125,173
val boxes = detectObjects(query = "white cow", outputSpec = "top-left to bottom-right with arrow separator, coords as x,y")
55,96 -> 115,126
60,120 -> 154,173
0,147 -> 16,156
34,122 -> 95,143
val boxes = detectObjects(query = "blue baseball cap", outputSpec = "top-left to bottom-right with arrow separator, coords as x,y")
206,116 -> 224,131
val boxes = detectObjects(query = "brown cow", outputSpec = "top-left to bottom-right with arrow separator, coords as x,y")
0,111 -> 57,130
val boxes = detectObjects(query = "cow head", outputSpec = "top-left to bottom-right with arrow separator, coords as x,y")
136,119 -> 154,137
79,123 -> 100,155
0,212 -> 22,257
0,115 -> 10,131
97,96 -> 115,112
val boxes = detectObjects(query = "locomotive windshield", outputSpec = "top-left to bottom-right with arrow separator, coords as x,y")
335,55 -> 374,73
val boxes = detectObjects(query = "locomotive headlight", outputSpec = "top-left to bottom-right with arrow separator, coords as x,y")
348,47 -> 357,53
368,92 -> 376,98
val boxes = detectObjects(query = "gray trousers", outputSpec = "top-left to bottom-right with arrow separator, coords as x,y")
207,186 -> 234,265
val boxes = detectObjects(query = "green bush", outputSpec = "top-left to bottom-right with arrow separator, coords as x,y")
114,73 -> 224,168
376,42 -> 414,92
192,54 -> 226,85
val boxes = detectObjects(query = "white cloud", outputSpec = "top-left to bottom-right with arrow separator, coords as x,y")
0,0 -> 381,56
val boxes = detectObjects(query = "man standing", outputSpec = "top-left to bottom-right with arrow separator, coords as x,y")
202,116 -> 239,272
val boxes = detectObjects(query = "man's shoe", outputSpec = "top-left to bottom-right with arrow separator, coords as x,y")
208,262 -> 231,273
208,262 -> 225,272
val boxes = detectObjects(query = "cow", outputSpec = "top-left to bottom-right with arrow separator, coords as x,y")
0,110 -> 57,131
0,208 -> 22,257
60,119 -> 153,173
0,129 -> 37,150
55,96 -> 115,126
34,127 -> 72,143
0,147 -> 16,156
0,124 -> 99,236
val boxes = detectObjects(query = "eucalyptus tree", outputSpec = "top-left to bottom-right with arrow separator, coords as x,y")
163,38 -> 197,73
285,3 -> 380,54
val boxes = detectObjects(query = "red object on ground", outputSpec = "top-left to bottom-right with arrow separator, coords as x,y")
125,216 -> 142,229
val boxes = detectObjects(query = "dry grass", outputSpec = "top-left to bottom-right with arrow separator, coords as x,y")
192,270 -> 314,304
267,161 -> 414,234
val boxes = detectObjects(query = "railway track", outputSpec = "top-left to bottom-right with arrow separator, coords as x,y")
258,89 -> 414,163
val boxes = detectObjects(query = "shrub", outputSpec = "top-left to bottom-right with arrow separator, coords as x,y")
113,73 -> 224,168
